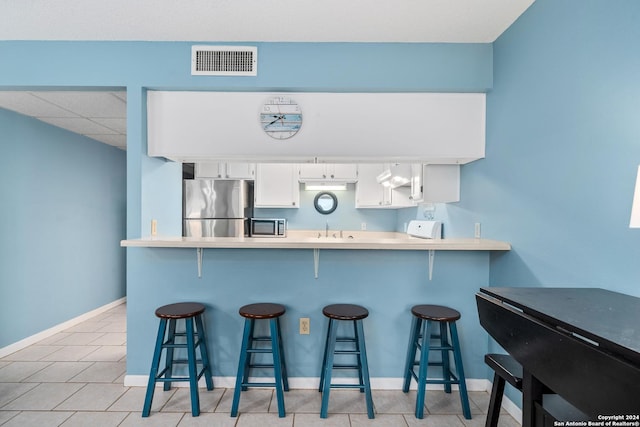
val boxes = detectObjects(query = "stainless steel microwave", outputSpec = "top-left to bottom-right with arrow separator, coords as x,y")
250,218 -> 286,237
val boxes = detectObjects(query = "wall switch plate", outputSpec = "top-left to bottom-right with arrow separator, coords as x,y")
474,223 -> 481,239
299,318 -> 310,334
361,222 -> 367,231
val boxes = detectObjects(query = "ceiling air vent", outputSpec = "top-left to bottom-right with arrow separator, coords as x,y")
191,46 -> 257,76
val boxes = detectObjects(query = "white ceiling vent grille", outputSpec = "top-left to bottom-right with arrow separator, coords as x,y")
191,46 -> 257,76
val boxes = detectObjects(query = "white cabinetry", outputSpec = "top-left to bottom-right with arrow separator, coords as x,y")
299,164 -> 358,181
255,164 -> 300,208
408,163 -> 424,202
422,165 -> 460,203
195,162 -> 255,179
355,164 -> 414,208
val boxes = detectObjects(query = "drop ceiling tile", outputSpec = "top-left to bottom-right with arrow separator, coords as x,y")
111,92 -> 127,102
38,117 -> 119,135
92,118 -> 126,133
33,91 -> 126,118
87,134 -> 127,148
0,91 -> 77,118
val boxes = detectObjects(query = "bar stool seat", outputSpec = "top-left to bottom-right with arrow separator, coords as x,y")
319,304 -> 374,419
231,303 -> 289,418
142,302 -> 213,417
403,304 -> 471,419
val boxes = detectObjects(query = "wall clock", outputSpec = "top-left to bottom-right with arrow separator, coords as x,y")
260,96 -> 302,140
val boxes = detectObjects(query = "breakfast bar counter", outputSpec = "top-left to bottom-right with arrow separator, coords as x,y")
121,232 -> 510,280
120,231 -> 511,251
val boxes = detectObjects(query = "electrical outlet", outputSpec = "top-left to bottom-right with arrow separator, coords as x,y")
299,318 -> 310,335
361,222 -> 367,231
474,223 -> 481,239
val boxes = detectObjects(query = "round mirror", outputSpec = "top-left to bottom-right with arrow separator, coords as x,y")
314,192 -> 338,215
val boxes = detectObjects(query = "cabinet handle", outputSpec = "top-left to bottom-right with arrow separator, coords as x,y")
292,202 -> 296,206
330,174 -> 334,178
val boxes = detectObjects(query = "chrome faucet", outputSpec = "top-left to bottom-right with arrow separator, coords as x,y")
325,221 -> 329,237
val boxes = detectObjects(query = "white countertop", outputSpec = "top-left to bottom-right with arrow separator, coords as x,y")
120,230 -> 510,251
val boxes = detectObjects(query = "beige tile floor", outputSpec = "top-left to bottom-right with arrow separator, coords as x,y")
0,302 -> 521,426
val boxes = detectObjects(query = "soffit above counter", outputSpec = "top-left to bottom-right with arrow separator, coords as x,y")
147,91 -> 486,164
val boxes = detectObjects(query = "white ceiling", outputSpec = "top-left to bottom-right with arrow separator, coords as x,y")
0,0 -> 534,150
0,0 -> 534,43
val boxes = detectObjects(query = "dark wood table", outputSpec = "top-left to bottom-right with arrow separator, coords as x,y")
476,287 -> 640,427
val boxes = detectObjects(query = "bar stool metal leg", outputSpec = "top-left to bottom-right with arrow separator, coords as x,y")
403,316 -> 421,392
163,319 -> 176,392
320,318 -> 338,419
276,318 -> 290,391
355,319 -> 374,419
449,322 -> 471,419
194,314 -> 214,391
415,320 -> 433,419
185,318 -> 200,416
440,322 -> 452,393
270,318 -> 286,417
318,320 -> 332,392
231,319 -> 253,417
142,318 -> 167,417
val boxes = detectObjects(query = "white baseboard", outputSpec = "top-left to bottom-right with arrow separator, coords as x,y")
125,375 -> 521,423
125,375 -> 490,390
0,297 -> 127,359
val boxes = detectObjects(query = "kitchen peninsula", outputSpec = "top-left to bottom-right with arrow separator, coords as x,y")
122,230 -> 511,392
121,231 -> 510,279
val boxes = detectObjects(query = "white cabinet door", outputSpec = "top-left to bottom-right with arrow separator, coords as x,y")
356,163 -> 418,208
195,162 -> 255,179
195,161 -> 224,178
255,164 -> 300,208
298,164 -> 358,181
330,164 -> 358,181
299,164 -> 327,180
225,162 -> 255,179
423,165 -> 460,203
409,163 -> 424,203
355,164 -> 391,208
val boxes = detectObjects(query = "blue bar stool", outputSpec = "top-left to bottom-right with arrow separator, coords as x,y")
231,303 -> 289,418
402,304 -> 471,419
319,304 -> 374,419
142,302 -> 214,417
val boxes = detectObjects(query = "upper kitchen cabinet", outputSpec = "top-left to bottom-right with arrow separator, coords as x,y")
195,162 -> 255,179
355,164 -> 413,209
255,163 -> 300,208
422,165 -> 460,203
147,92 -> 485,164
299,164 -> 358,182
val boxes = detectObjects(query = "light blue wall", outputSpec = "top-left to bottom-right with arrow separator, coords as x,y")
0,109 -> 126,347
0,41 -> 494,376
448,0 -> 640,293
438,0 -> 640,405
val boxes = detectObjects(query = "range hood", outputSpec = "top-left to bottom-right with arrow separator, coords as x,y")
376,164 -> 411,188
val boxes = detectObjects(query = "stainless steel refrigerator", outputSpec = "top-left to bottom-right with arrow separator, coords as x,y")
183,179 -> 254,237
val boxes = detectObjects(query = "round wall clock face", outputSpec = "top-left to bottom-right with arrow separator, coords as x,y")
260,96 -> 302,140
